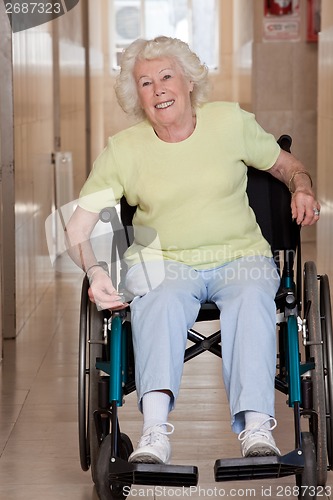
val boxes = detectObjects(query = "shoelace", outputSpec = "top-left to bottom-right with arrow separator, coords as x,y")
238,417 -> 277,443
139,422 -> 175,446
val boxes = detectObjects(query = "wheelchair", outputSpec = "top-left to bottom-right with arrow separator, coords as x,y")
78,135 -> 333,500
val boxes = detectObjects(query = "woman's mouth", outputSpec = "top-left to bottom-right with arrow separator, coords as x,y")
155,100 -> 175,109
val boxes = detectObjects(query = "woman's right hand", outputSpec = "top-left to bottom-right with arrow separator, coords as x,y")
87,268 -> 128,310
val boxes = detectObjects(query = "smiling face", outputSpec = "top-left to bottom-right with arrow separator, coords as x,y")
133,57 -> 195,141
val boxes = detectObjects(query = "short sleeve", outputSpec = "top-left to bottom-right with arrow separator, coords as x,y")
78,138 -> 124,213
239,107 -> 281,170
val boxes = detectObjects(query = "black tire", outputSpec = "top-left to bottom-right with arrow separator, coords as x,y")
78,276 -> 90,472
320,274 -> 333,469
297,432 -> 317,499
304,261 -> 327,486
88,301 -> 107,484
119,432 -> 134,459
78,274 -> 108,482
95,433 -> 133,500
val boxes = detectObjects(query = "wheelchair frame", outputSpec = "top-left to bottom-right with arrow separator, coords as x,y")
78,136 -> 333,500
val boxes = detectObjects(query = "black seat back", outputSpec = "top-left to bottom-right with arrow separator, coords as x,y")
247,135 -> 299,252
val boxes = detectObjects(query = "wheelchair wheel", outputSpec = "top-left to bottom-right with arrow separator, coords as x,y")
95,432 -> 133,500
78,276 -> 106,482
297,432 -> 317,500
304,261 -> 327,486
320,274 -> 333,469
78,276 -> 90,472
88,300 -> 107,483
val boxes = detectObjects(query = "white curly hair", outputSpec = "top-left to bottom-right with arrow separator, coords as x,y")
114,36 -> 210,120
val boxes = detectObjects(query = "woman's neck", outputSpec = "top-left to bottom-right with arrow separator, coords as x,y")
154,114 -> 197,143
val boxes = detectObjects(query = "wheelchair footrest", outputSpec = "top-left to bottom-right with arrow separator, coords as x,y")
109,458 -> 198,487
214,449 -> 304,482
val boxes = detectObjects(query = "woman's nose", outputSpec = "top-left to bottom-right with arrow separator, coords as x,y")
154,87 -> 165,97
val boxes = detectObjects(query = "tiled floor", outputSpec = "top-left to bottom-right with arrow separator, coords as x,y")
1,242 -> 332,500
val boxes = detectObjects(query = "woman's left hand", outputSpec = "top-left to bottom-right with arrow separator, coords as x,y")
291,189 -> 321,226
268,150 -> 320,227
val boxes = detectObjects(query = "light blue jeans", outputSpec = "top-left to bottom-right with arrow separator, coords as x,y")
125,256 -> 280,433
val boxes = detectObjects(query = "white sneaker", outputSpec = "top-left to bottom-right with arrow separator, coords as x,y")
128,423 -> 174,464
238,418 -> 281,457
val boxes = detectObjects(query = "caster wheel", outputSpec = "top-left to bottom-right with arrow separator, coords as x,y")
297,432 -> 317,500
95,433 -> 133,500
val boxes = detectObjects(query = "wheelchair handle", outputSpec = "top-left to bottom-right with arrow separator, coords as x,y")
278,134 -> 292,153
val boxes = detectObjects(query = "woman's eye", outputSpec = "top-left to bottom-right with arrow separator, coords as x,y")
163,74 -> 172,80
142,81 -> 151,87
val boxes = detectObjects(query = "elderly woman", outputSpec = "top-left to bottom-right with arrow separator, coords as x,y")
66,36 -> 320,464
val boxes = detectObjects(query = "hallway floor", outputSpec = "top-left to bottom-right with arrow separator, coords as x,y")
1,242 -> 332,500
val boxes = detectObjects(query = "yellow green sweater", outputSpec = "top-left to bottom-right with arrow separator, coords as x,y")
79,102 -> 280,269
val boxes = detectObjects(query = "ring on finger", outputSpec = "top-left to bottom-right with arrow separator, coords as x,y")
313,207 -> 320,217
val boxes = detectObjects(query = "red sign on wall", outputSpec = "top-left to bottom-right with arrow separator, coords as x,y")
263,0 -> 300,42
